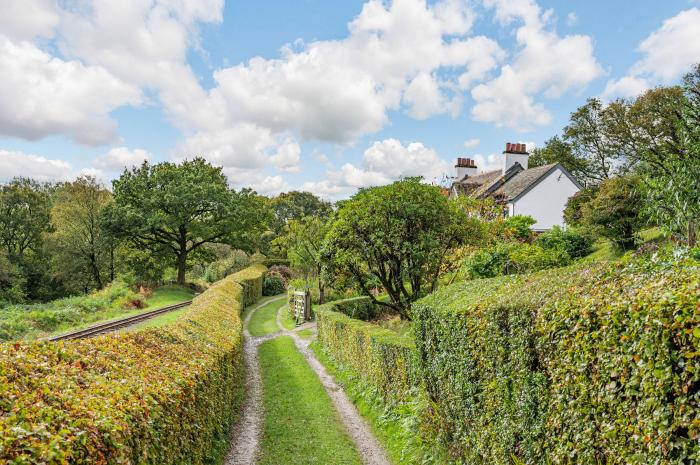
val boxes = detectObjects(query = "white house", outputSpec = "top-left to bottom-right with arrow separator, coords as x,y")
449,142 -> 581,231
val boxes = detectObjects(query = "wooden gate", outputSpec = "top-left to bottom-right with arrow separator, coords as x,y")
292,290 -> 311,325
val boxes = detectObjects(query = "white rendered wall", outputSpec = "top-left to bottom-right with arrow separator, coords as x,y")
510,167 -> 579,230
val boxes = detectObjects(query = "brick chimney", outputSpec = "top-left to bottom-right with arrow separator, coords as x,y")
502,142 -> 529,175
455,157 -> 478,180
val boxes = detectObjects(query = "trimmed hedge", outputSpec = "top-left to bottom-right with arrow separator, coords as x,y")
320,296 -> 378,321
414,255 -> 700,464
316,300 -> 416,403
0,263 -> 266,464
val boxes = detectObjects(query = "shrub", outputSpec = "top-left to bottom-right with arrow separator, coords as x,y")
413,253 -> 700,463
536,225 -> 593,258
263,275 -> 285,296
503,215 -> 536,241
0,263 -> 266,464
203,249 -> 250,283
462,241 -> 571,279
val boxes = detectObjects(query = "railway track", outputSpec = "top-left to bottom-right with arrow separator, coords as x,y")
48,300 -> 193,341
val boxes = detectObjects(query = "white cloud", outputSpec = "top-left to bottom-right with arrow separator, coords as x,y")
471,0 -> 602,130
200,0 -> 504,145
0,149 -> 73,182
0,0 -> 59,41
303,138 -> 450,200
603,8 -> 700,99
269,139 -> 301,172
0,36 -> 141,145
601,76 -> 650,101
566,12 -> 577,27
463,138 -> 480,148
93,147 -> 151,172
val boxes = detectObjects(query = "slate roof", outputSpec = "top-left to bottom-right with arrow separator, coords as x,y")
491,163 -> 559,201
452,162 -> 574,203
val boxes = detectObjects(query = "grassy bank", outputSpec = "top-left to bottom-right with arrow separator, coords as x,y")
257,336 -> 362,465
0,283 -> 196,341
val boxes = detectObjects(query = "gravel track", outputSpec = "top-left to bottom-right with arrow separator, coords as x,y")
224,297 -> 391,465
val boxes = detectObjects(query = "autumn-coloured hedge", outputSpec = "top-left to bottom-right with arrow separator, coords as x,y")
414,254 -> 700,464
316,299 -> 417,404
0,263 -> 266,464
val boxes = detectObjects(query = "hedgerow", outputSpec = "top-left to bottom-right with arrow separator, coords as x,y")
414,254 -> 700,464
316,299 -> 416,403
0,263 -> 266,464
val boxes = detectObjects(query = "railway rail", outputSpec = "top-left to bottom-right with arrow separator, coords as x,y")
47,300 -> 193,341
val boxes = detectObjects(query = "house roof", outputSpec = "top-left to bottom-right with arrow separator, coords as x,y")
492,163 -> 558,201
452,162 -> 581,203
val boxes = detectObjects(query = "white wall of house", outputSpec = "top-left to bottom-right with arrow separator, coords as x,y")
510,167 -> 579,230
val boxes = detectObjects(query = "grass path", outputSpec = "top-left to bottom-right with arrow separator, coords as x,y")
223,292 -> 390,465
257,336 -> 362,465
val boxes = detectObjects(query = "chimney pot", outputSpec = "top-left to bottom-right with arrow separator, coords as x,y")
506,142 -> 512,152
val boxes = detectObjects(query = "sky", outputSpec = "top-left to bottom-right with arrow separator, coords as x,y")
1,0 -> 700,200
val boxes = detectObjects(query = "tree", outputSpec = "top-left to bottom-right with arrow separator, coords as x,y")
103,158 -> 268,285
0,250 -> 25,303
580,176 -> 644,251
284,216 -> 329,303
322,178 -> 483,319
267,191 -> 332,256
563,98 -> 625,185
529,136 -> 590,185
563,186 -> 599,227
0,178 -> 51,261
47,177 -> 115,292
602,66 -> 700,246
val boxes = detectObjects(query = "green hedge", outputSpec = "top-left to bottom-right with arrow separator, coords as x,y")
414,256 -> 700,464
316,300 -> 416,403
319,296 -> 379,321
0,263 -> 266,464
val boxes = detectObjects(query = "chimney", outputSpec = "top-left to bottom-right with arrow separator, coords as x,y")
502,142 -> 529,175
455,157 -> 478,180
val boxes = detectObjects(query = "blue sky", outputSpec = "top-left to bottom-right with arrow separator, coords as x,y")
1,0 -> 699,199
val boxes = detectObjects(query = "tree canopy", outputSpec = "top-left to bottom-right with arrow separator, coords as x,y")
103,158 -> 268,284
322,178 -> 483,318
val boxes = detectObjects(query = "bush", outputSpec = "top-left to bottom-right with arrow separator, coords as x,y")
413,253 -> 700,463
462,241 -> 571,279
0,263 -> 266,463
263,275 -> 285,296
203,249 -> 250,283
536,225 -> 593,258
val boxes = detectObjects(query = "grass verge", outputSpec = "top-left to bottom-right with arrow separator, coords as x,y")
247,297 -> 285,336
311,341 -> 438,465
258,336 -> 362,465
279,306 -> 296,330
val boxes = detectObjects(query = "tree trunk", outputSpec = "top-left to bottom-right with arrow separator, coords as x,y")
177,251 -> 187,285
319,280 -> 325,304
90,253 -> 103,289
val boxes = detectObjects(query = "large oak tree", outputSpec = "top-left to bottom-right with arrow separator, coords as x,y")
103,158 -> 268,284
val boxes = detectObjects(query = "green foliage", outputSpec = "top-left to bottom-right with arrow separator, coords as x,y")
536,225 -> 593,258
502,215 -> 536,241
281,215 -> 330,302
0,263 -> 265,463
266,191 -> 332,257
463,241 -> 571,279
528,136 -> 590,183
203,249 -> 251,283
320,296 -> 378,321
563,185 -> 599,226
263,275 -> 285,296
0,280 -> 143,341
413,253 -> 700,463
580,175 -> 644,250
47,176 -> 115,292
0,251 -> 25,304
103,158 -> 268,284
0,178 -> 51,261
323,178 -> 484,318
316,302 -> 417,404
